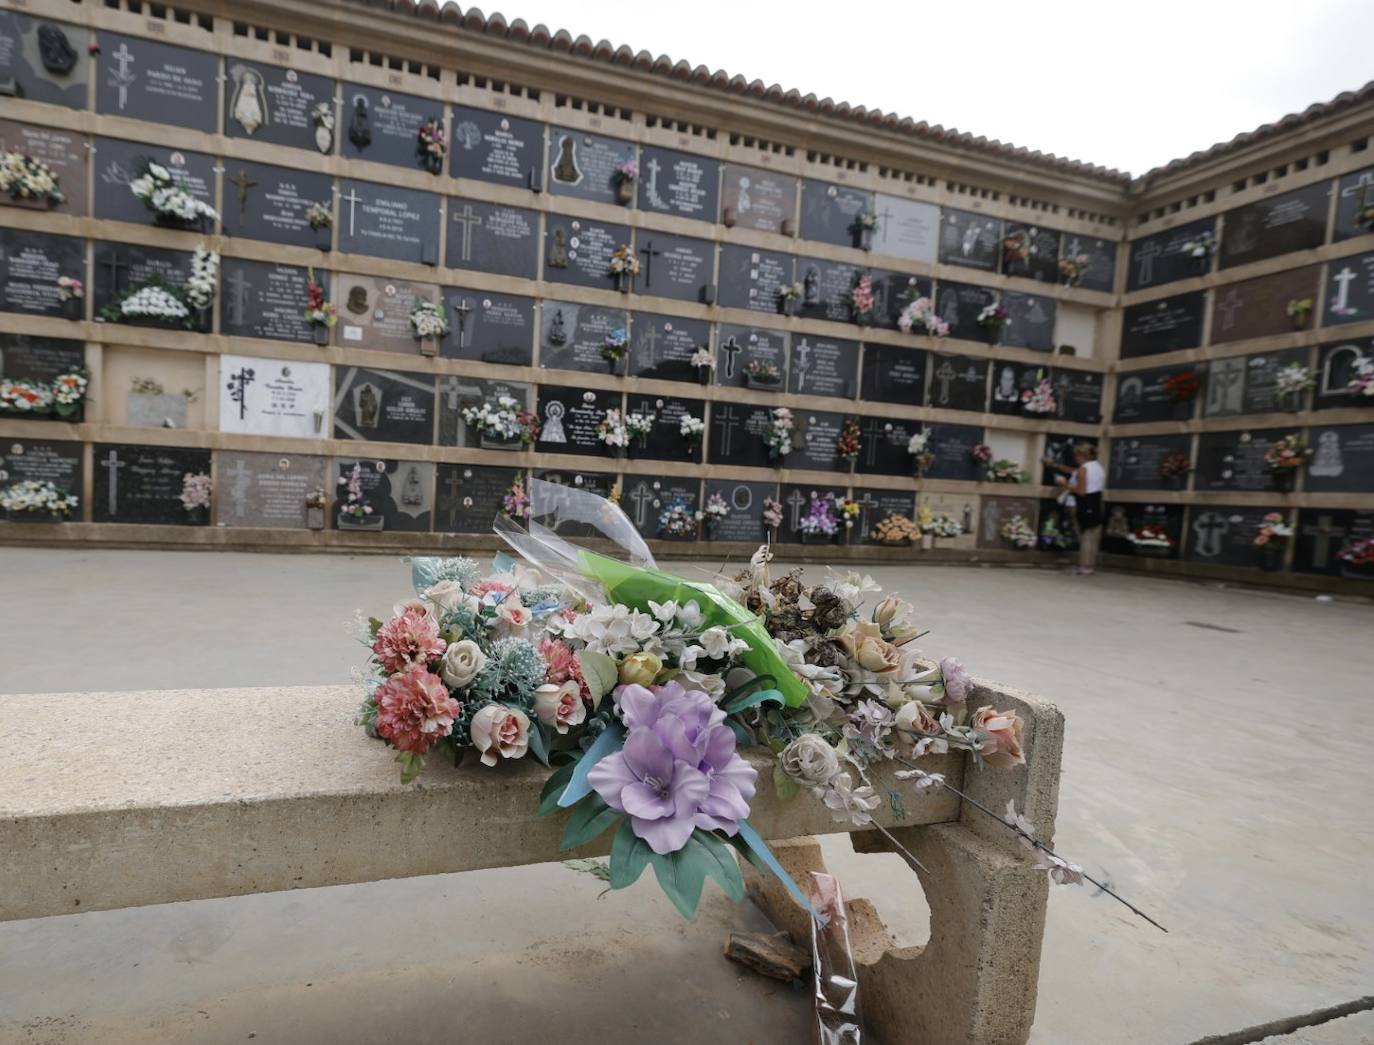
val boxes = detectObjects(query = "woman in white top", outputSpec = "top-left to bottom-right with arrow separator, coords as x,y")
1044,442 -> 1106,575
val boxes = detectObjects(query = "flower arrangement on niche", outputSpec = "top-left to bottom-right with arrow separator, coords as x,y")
130,160 -> 219,226
1263,433 -> 1311,490
1163,370 -> 1201,402
1337,536 -> 1374,571
1021,378 -> 1058,416
56,276 -> 83,302
179,472 -> 212,515
656,497 -> 699,540
0,149 -> 64,206
971,443 -> 993,466
1158,452 -> 1192,485
337,463 -> 373,522
0,368 -> 87,419
850,273 -> 876,326
777,281 -> 803,315
761,496 -> 783,537
1002,229 -> 1032,267
0,479 -> 78,518
304,269 -> 336,333
417,119 -> 446,173
986,460 -> 1029,484
602,328 -> 629,369
897,296 -> 949,337
836,418 -> 862,465
1286,298 -> 1313,330
798,491 -> 840,540
409,299 -> 449,340
745,359 -> 782,388
461,394 -> 540,447
597,409 -> 630,456
762,407 -> 795,462
922,509 -> 964,539
608,245 -> 639,290
690,347 -> 715,384
100,246 -> 218,329
1349,359 -> 1374,398
1180,230 -> 1217,261
1000,515 -> 1037,549
1274,362 -> 1315,404
907,430 -> 935,476
1128,526 -> 1175,552
679,413 -> 704,451
870,513 -> 920,546
502,474 -> 531,523
701,492 -> 730,536
306,201 -> 333,231
613,157 -> 638,204
977,303 -> 1010,344
1253,512 -> 1293,550
1058,253 -> 1090,287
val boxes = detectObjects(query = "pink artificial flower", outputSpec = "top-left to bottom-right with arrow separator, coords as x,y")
534,681 -> 586,734
471,579 -> 515,599
372,608 -> 446,675
374,668 -> 460,755
498,601 -> 532,630
470,704 -> 530,766
972,706 -> 1026,769
539,638 -> 590,705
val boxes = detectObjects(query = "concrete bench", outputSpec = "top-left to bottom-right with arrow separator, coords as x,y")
0,683 -> 1063,1045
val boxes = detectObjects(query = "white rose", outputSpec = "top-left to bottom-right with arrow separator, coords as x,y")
423,580 -> 466,615
440,639 -> 487,690
780,734 -> 842,789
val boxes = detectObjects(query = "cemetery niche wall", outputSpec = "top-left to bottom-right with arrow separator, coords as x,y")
0,0 -> 1370,591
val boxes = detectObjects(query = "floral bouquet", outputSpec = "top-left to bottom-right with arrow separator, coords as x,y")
1058,254 -> 1090,287
1128,526 -> 1175,552
897,297 -> 949,337
971,443 -> 993,466
185,246 -> 218,312
608,245 -> 640,277
417,119 -> 446,172
1348,359 -> 1374,398
1,369 -> 87,419
0,479 -> 78,518
57,276 -> 83,302
461,394 -> 540,446
836,418 -> 862,464
907,430 -> 935,476
763,407 -> 795,461
1002,230 -> 1031,266
777,282 -> 803,312
924,513 -> 963,539
0,149 -> 64,206
977,303 -> 1010,336
656,498 -> 698,540
603,328 -> 629,365
1159,452 -> 1192,484
986,459 -> 1029,484
854,212 -> 879,232
839,497 -> 860,534
850,273 -> 876,326
409,299 -> 449,339
1253,512 -> 1293,548
502,474 -> 531,523
761,497 -> 783,535
1021,378 -> 1057,416
1286,297 -> 1313,329
337,463 -> 373,521
1263,433 -> 1311,473
1274,363 -> 1315,403
597,409 -> 631,454
870,513 -> 920,545
304,269 -> 336,328
679,413 -> 704,450
180,472 -> 212,514
702,492 -> 730,533
1000,515 -> 1037,549
1163,370 -> 1201,402
129,160 -> 218,225
305,201 -> 333,230
745,359 -> 782,387
798,492 -> 840,539
1337,536 -> 1374,571
49,369 -> 89,418
1038,514 -> 1073,550
625,411 -> 656,441
613,158 -> 639,185
690,347 -> 715,383
1180,230 -> 1217,259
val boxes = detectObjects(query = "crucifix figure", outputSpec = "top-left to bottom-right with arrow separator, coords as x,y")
638,325 -> 660,368
719,336 -> 743,380
225,366 -> 256,421
102,249 -> 129,297
1134,241 -> 1161,286
1301,514 -> 1348,569
1330,266 -> 1358,315
1191,512 -> 1228,558
109,42 -> 136,111
644,157 -> 664,210
786,489 -> 807,531
451,204 -> 483,262
712,405 -> 739,457
452,297 -> 472,350
1216,289 -> 1244,333
934,360 -> 957,405
101,450 -> 126,517
628,481 -> 653,527
638,240 -> 663,290
342,187 -> 364,237
227,168 -> 257,225
444,471 -> 463,528
793,338 -> 813,391
225,267 -> 251,327
855,491 -> 881,534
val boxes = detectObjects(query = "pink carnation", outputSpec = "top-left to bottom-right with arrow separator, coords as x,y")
372,608 -> 446,675
374,668 -> 460,755
471,579 -> 515,599
539,638 -> 589,703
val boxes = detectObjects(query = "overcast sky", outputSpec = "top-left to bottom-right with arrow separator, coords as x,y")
493,0 -> 1374,177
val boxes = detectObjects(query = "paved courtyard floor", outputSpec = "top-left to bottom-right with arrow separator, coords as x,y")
1,547 -> 1371,1045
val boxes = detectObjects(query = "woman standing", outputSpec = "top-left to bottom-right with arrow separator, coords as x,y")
1044,442 -> 1105,575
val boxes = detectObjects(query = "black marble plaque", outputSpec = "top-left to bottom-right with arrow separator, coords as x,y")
637,146 -> 720,223
800,180 -> 874,248
530,470 -> 619,538
715,324 -> 787,391
544,214 -> 632,290
938,209 -> 1001,271
788,335 -> 858,399
440,288 -> 534,365
1293,508 -> 1374,577
1041,434 -> 1099,486
91,241 -> 209,332
0,335 -> 83,384
218,159 -> 334,247
1113,365 -> 1196,424
1126,218 -> 1216,291
539,300 -> 628,374
95,33 -> 216,131
860,343 -> 927,405
548,128 -> 635,205
854,489 -> 915,545
0,438 -> 82,520
1220,182 -> 1330,270
795,257 -> 866,324
717,244 -> 795,314
224,60 -> 335,153
437,375 -> 531,448
927,355 -> 989,413
340,83 -> 443,170
1002,223 -> 1060,282
924,422 -> 985,482
1102,502 -> 1183,558
450,107 -> 544,188
988,362 -> 1043,417
855,415 -> 920,477
629,313 -> 709,383
623,475 -> 699,542
1303,422 -> 1374,493
92,443 -> 211,525
1001,291 -> 1056,352
777,484 -> 849,543
1120,292 -> 1206,359
701,478 -> 779,542
1059,232 -> 1118,293
622,392 -> 705,464
337,180 -> 440,264
1194,429 -> 1285,491
333,457 -> 433,532
707,402 -> 775,469
866,270 -> 935,331
435,463 -> 520,534
1050,369 -> 1104,425
332,367 -> 435,445
446,198 -> 539,280
219,258 -> 315,343
92,138 -> 217,228
1106,434 -> 1194,490
1334,168 -> 1374,243
934,280 -> 997,342
791,410 -> 849,472
535,384 -> 618,457
1202,347 -> 1310,417
1185,504 -> 1286,567
635,232 -> 714,303
1314,338 -> 1374,411
1323,251 -> 1374,326
720,164 -> 798,234
0,13 -> 90,109
216,450 -> 326,529
0,227 -> 83,319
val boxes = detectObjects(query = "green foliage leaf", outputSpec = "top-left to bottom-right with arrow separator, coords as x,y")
577,650 -> 619,708
648,845 -> 708,919
560,793 -> 621,851
691,830 -> 745,903
608,819 -> 654,889
527,720 -> 552,768
538,759 -> 578,816
397,751 -> 424,784
561,858 -> 611,881
773,761 -> 800,801
367,616 -> 384,639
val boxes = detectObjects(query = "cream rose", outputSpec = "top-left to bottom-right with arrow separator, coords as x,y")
470,704 -> 530,766
440,639 -> 487,690
835,621 -> 901,674
392,597 -> 432,621
972,706 -> 1025,768
618,651 -> 662,686
534,680 -> 586,734
780,734 -> 841,790
895,700 -> 939,737
498,601 -> 532,630
423,580 -> 466,615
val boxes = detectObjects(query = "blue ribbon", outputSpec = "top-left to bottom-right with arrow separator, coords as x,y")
736,819 -> 818,917
556,722 -> 625,808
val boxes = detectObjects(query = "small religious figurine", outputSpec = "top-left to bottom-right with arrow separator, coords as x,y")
400,466 -> 423,505
547,308 -> 568,346
803,266 -> 820,306
38,23 -> 78,76
356,384 -> 380,429
346,285 -> 369,315
547,227 -> 569,269
552,135 -> 580,184
229,65 -> 269,135
348,96 -> 372,150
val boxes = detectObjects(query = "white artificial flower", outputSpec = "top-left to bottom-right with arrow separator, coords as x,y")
822,772 -> 881,826
440,639 -> 488,689
647,599 -> 678,624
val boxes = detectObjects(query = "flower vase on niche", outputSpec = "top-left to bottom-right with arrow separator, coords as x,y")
921,532 -> 935,550
313,324 -> 330,347
1270,469 -> 1296,493
1260,547 -> 1283,572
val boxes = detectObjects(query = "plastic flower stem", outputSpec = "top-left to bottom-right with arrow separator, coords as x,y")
891,755 -> 1167,933
849,763 -> 929,873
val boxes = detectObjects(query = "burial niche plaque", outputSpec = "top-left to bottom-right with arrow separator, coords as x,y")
1210,265 -> 1320,345
0,120 -> 87,215
701,479 -> 777,542
855,489 -> 916,545
795,257 -> 865,324
340,84 -> 444,170
539,301 -> 629,374
706,403 -> 775,470
0,13 -> 91,109
938,209 -> 1001,271
92,138 -> 217,228
93,443 -> 212,526
1303,423 -> 1374,494
720,165 -> 798,235
871,195 -> 939,264
224,61 -> 334,152
1324,251 -> 1374,327
544,214 -> 633,291
1194,429 -> 1285,491
861,344 -> 927,405
635,233 -> 714,304
217,451 -> 326,529
1051,368 -> 1104,425
218,355 -> 330,439
1203,347 -> 1310,417
927,355 -> 989,413
625,475 -> 700,542
792,410 -> 849,472
1060,232 -> 1117,293
867,271 -> 935,331
1113,365 -> 1195,424
800,180 -> 874,248
1220,182 -> 1330,270
934,281 -> 998,342
440,289 -> 534,365
1120,293 -> 1206,359
332,367 -> 435,446
0,439 -> 82,521
1185,505 -> 1285,568
435,463 -> 520,534
217,160 -> 334,247
1102,503 -> 1183,558
95,33 -> 217,132
788,336 -> 859,399
1127,217 -> 1216,291
437,376 -> 531,448
535,385 -> 618,457
1293,508 -> 1374,577
1001,223 -> 1060,283
715,325 -> 787,391
220,259 -> 316,344
924,423 -> 986,482
629,313 -> 710,383
622,393 -> 705,464
0,228 -> 83,319
91,241 -> 210,333
446,199 -> 539,280
335,275 -> 440,355
337,180 -> 441,265
450,107 -> 544,188
717,245 -> 795,314
1001,292 -> 1057,352
855,415 -> 921,477
549,128 -> 636,206
1314,339 -> 1374,411
333,458 -> 433,533
637,146 -> 720,223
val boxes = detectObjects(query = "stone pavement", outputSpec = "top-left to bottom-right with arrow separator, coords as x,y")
1,547 -> 1371,1045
